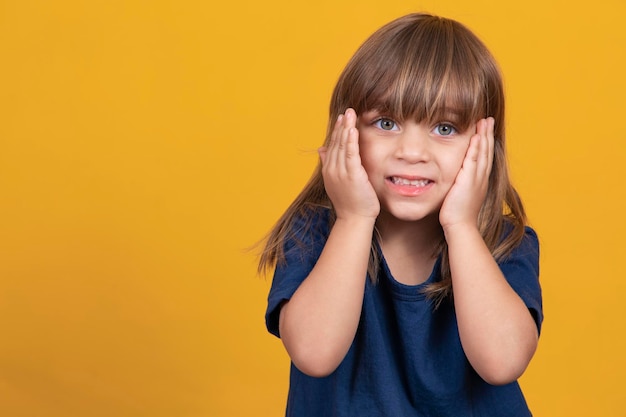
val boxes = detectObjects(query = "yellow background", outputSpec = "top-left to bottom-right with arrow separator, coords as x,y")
1,0 -> 625,415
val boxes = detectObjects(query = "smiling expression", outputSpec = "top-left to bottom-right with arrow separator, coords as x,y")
357,110 -> 475,225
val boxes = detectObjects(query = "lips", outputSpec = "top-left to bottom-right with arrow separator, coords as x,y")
389,176 -> 432,187
386,176 -> 434,197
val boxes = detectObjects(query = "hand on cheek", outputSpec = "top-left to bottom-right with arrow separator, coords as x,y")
439,117 -> 495,231
318,109 -> 380,221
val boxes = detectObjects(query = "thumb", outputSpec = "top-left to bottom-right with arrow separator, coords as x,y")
318,146 -> 327,164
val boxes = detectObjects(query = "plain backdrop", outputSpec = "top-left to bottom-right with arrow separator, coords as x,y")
1,0 -> 625,415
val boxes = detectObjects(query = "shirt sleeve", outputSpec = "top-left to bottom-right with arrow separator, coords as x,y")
265,210 -> 330,338
499,226 -> 543,335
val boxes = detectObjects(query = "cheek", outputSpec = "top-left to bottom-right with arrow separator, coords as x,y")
358,141 -> 380,175
454,151 -> 467,170
359,150 -> 378,180
443,147 -> 469,180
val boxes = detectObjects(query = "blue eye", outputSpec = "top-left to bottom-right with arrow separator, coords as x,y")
434,123 -> 456,136
375,118 -> 398,131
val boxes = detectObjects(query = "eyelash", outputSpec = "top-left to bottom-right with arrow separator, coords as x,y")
434,123 -> 457,136
373,117 -> 398,131
372,117 -> 458,136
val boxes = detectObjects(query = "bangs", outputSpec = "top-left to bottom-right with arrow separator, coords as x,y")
367,56 -> 485,132
333,14 -> 499,132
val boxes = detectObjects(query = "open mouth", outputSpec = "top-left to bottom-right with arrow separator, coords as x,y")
389,176 -> 432,187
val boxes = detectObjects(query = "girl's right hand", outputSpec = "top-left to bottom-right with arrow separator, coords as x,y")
318,108 -> 380,221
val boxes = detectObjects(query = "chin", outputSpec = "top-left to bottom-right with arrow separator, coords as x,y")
380,207 -> 440,224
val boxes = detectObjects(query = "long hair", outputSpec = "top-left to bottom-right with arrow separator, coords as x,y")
258,13 -> 526,306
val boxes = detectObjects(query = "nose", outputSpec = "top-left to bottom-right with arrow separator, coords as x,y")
394,128 -> 431,163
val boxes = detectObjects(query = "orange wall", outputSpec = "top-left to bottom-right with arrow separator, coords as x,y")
1,0 -> 625,415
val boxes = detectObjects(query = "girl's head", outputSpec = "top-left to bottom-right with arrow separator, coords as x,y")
326,13 -> 517,246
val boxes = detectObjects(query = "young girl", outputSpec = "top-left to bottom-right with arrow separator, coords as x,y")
259,13 -> 542,417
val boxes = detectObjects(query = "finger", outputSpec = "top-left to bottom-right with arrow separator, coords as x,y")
328,114 -> 343,147
476,118 -> 493,178
465,129 -> 482,167
344,126 -> 361,173
474,118 -> 489,175
318,146 -> 327,166
325,112 -> 345,173
334,109 -> 356,174
486,117 -> 495,176
326,113 -> 344,158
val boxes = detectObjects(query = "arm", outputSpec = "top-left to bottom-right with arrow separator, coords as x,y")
445,225 -> 538,385
440,118 -> 538,385
279,109 -> 379,377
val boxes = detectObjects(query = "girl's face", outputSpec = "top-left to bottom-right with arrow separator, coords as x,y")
356,109 -> 475,224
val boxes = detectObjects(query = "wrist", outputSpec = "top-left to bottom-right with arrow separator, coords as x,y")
334,214 -> 377,229
442,221 -> 481,242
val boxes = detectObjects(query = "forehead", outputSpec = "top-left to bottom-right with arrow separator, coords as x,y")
362,88 -> 481,129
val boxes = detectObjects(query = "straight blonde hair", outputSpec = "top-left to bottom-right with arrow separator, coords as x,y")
258,13 -> 526,307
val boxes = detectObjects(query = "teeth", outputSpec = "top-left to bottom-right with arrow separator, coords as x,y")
391,177 -> 430,187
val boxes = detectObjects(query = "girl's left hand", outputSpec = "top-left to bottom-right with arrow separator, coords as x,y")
439,117 -> 495,231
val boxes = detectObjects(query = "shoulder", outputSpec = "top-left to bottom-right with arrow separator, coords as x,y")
513,226 -> 539,261
281,206 -> 332,263
496,224 -> 539,275
499,222 -> 539,260
522,225 -> 538,245
285,206 -> 332,249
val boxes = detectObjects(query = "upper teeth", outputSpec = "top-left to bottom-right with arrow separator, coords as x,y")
392,177 -> 430,186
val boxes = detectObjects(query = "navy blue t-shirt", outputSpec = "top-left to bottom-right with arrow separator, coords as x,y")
266,209 -> 542,417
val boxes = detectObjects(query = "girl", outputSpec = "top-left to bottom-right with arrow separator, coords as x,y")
259,13 -> 542,417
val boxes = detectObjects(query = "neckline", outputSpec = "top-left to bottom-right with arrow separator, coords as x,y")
379,254 -> 441,301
